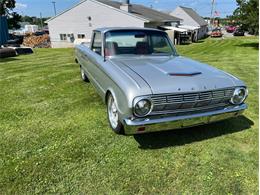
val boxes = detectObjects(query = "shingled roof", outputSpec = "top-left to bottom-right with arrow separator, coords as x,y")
96,0 -> 181,22
47,0 -> 181,23
178,6 -> 207,26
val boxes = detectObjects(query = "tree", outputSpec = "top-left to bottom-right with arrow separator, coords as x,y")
0,0 -> 16,15
8,12 -> 21,29
0,0 -> 21,29
233,0 -> 259,35
21,15 -> 50,28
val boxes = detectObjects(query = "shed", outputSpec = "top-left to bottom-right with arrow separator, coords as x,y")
170,6 -> 208,41
161,26 -> 189,45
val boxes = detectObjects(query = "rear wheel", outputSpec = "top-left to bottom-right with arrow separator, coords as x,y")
107,94 -> 124,134
80,66 -> 89,82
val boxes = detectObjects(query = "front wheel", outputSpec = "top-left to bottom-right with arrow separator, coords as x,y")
107,94 -> 124,134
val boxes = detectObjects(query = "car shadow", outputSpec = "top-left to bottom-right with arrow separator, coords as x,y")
193,39 -> 206,44
236,42 -> 259,50
0,57 -> 19,63
133,116 -> 254,149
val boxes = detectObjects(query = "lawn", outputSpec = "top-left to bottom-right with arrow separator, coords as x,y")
0,37 -> 258,194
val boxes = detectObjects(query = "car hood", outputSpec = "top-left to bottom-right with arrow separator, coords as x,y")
110,56 -> 244,94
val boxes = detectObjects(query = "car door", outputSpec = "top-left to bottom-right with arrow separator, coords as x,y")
83,31 -> 107,97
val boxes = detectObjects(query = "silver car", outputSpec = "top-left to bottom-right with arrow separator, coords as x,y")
75,27 -> 248,135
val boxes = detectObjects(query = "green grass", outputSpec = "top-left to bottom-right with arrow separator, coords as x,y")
0,37 -> 258,194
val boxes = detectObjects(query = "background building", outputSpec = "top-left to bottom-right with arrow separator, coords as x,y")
46,0 -> 181,48
170,6 -> 208,41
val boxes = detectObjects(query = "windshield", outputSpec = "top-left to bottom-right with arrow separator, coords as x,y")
104,30 -> 177,57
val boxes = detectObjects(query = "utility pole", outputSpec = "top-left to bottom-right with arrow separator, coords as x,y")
40,12 -> 43,30
210,0 -> 215,27
52,1 -> 57,16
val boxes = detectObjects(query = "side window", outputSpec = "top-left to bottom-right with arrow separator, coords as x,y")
60,34 -> 67,41
91,32 -> 102,55
78,34 -> 85,39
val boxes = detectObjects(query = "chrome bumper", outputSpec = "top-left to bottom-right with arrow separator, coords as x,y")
123,104 -> 247,135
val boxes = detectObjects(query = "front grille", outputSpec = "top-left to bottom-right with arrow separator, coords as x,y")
150,88 -> 234,115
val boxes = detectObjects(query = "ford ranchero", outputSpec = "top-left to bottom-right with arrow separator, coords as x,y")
75,27 -> 248,135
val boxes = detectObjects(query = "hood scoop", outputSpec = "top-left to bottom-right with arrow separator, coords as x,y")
168,71 -> 202,77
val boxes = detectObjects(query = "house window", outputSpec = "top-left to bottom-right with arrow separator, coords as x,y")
60,34 -> 67,41
67,33 -> 74,38
78,34 -> 86,39
67,34 -> 75,42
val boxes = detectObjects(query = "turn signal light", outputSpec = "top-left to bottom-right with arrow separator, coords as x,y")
137,127 -> 146,132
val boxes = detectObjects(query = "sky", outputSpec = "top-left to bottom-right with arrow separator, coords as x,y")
14,0 -> 238,18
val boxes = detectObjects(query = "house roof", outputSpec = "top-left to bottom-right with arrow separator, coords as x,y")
178,6 -> 207,26
97,0 -> 181,22
46,0 -> 181,23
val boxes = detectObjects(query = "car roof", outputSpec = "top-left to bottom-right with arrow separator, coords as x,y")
95,27 -> 165,34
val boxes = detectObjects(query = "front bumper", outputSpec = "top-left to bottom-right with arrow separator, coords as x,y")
123,104 -> 247,135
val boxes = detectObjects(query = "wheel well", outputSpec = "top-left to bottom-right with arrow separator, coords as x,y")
105,90 -> 112,105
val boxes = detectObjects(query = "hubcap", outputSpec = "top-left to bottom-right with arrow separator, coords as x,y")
108,96 -> 118,129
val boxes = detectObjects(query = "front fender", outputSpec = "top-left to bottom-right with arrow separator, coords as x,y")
105,87 -> 133,123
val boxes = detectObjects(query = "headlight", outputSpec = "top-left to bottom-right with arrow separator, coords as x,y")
230,87 -> 248,105
134,98 -> 153,117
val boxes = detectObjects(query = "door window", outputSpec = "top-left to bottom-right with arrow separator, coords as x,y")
91,32 -> 102,55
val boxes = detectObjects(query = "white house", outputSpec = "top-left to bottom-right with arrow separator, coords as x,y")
46,0 -> 181,48
170,6 -> 208,41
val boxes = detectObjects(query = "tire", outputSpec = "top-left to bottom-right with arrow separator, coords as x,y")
107,94 -> 124,134
14,47 -> 33,55
0,48 -> 17,58
80,66 -> 89,82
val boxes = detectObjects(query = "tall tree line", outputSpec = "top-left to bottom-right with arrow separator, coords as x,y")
21,15 -> 50,28
233,0 -> 259,35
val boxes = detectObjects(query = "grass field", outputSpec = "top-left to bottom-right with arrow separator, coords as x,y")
0,37 -> 258,194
